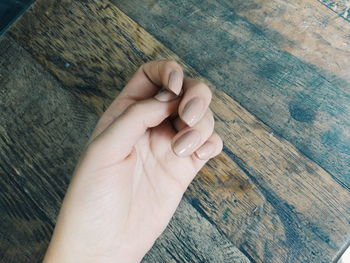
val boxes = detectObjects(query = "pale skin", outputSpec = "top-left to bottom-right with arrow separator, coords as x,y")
44,60 -> 223,263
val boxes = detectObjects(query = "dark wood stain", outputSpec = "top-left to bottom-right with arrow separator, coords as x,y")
288,102 -> 316,123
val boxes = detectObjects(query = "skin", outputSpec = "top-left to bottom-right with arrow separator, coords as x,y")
44,60 -> 223,263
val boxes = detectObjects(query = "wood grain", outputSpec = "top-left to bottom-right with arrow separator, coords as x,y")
0,35 -> 96,262
0,36 -> 249,263
114,0 -> 350,190
217,0 -> 350,82
144,200 -> 250,263
5,0 -> 350,262
9,0 -> 187,115
318,0 -> 350,21
187,89 -> 350,262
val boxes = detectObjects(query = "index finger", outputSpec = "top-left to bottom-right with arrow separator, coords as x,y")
90,60 -> 184,142
118,60 -> 184,102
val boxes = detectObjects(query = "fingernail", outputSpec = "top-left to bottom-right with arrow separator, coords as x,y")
168,70 -> 182,95
154,90 -> 178,102
195,142 -> 215,160
181,98 -> 204,126
173,130 -> 201,157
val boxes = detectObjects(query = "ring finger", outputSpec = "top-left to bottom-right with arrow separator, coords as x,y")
172,109 -> 215,157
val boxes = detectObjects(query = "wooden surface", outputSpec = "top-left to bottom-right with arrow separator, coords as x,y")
1,0 -> 349,262
116,0 -> 350,189
0,36 -> 249,263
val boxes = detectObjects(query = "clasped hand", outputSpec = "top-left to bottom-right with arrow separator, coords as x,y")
44,60 -> 223,263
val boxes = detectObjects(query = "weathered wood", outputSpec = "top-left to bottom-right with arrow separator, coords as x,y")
318,0 -> 350,21
5,0 -> 350,262
114,0 -> 350,190
0,35 -> 96,262
144,200 -> 249,263
187,90 -> 350,262
214,0 -> 350,82
9,0 -> 187,115
0,36 -> 249,262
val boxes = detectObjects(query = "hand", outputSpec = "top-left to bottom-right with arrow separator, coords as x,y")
44,60 -> 223,263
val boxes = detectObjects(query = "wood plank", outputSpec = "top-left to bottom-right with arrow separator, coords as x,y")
0,34 -> 249,262
215,0 -> 350,82
113,0 -> 350,190
187,90 -> 350,262
9,0 -> 184,115
318,0 -> 350,21
144,200 -> 250,263
0,35 -> 96,262
7,0 -> 350,262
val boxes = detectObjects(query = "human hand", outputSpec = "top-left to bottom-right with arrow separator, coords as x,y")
44,60 -> 223,263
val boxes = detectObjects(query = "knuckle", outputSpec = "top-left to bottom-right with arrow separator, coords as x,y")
217,137 -> 224,153
205,109 -> 215,126
139,61 -> 148,71
199,115 -> 215,138
215,132 -> 223,146
126,101 -> 145,115
164,60 -> 182,70
192,80 -> 212,97
215,132 -> 223,145
85,138 -> 102,157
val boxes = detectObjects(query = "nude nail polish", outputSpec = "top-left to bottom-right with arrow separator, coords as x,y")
181,98 -> 204,126
195,142 -> 214,160
168,70 -> 182,95
154,90 -> 178,101
173,130 -> 201,157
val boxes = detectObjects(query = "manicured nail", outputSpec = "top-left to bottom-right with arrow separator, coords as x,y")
181,98 -> 204,126
168,70 -> 182,95
195,142 -> 215,160
173,130 -> 201,157
154,90 -> 178,102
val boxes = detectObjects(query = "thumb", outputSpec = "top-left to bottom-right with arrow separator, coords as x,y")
90,91 -> 179,160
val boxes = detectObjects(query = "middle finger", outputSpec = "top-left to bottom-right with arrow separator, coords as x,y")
178,78 -> 212,127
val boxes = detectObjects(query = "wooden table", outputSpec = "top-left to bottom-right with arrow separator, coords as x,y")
1,0 -> 349,262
